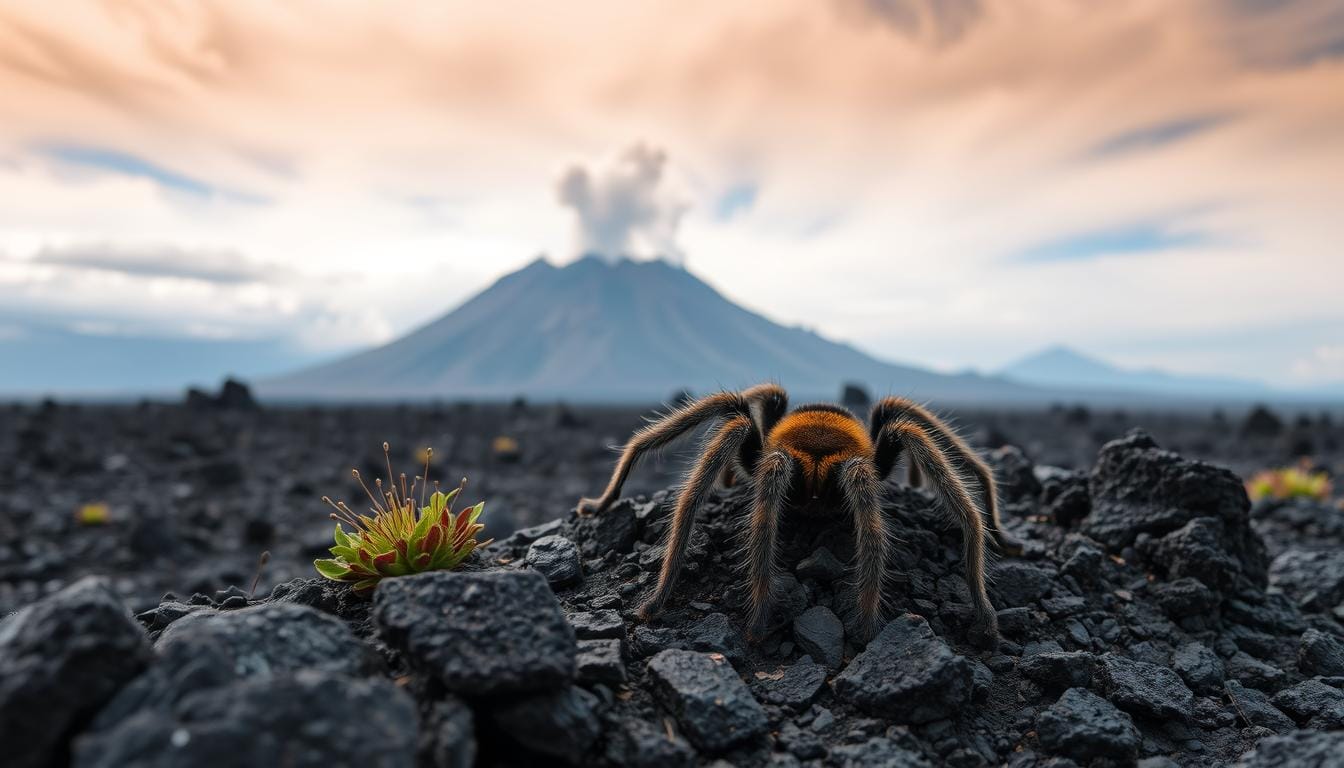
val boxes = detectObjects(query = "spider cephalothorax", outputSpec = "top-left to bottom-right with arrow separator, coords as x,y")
577,384 -> 1021,648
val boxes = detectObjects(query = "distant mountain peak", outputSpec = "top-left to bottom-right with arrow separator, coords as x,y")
259,257 -> 1044,403
1000,345 -> 1273,398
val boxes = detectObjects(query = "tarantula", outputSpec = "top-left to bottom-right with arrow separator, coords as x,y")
577,383 -> 1021,648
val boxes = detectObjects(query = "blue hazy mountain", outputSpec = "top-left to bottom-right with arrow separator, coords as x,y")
261,256 -> 1052,403
0,322 -> 320,398
999,345 -> 1278,399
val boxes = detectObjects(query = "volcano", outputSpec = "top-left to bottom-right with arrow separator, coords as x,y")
260,256 -> 1047,403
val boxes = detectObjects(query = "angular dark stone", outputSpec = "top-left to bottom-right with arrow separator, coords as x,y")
1269,549 -> 1344,612
1036,687 -> 1139,763
792,605 -> 844,670
527,534 -> 583,587
1150,577 -> 1220,618
489,686 -> 601,763
647,649 -> 767,752
833,614 -> 972,723
604,719 -> 696,768
1142,517 -> 1245,592
1299,629 -> 1344,677
157,601 -> 377,677
1084,431 -> 1265,588
373,570 -> 576,695
829,738 -> 933,767
987,445 -> 1041,502
569,609 -> 624,640
420,697 -> 475,768
1018,651 -> 1096,690
796,547 -> 847,581
1172,642 -> 1225,695
1226,651 -> 1287,692
73,670 -> 417,768
990,562 -> 1057,607
1236,731 -> 1344,768
576,638 -> 627,686
1097,653 -> 1194,721
575,498 -> 641,555
685,612 -> 747,666
1224,680 -> 1294,733
1272,679 -> 1344,728
0,577 -> 152,768
752,662 -> 827,711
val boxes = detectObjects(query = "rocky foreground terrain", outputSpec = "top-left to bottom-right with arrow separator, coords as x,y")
3,398 -> 1344,766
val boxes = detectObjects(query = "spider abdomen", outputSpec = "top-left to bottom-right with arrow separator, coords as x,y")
769,406 -> 873,493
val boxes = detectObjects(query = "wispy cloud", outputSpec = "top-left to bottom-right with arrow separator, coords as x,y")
1086,115 -> 1233,159
1014,222 -> 1207,263
33,242 -> 271,285
37,143 -> 268,203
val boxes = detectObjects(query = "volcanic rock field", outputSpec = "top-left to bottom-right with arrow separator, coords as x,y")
2,392 -> 1343,767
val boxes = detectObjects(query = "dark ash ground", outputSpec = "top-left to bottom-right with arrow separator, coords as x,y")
2,394 -> 1343,767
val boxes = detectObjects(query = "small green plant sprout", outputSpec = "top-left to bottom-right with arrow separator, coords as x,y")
315,443 -> 492,594
1246,462 -> 1332,503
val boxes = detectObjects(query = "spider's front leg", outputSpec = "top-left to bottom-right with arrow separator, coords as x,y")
876,418 -> 999,649
838,456 -> 892,643
639,415 -> 756,620
744,449 -> 793,638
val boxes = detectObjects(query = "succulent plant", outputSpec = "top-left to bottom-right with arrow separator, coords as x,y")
1247,463 -> 1332,503
315,443 -> 491,593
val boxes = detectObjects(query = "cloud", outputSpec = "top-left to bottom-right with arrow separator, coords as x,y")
1290,344 -> 1344,384
1086,114 -> 1233,159
1013,220 -> 1208,263
36,143 -> 268,204
556,143 -> 688,265
840,0 -> 986,46
33,242 -> 271,284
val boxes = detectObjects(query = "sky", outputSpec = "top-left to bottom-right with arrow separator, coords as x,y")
1,0 -> 1342,392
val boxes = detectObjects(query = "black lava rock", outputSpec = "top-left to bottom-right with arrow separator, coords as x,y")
833,613 -> 972,723
1269,549 -> 1344,613
0,577 -> 152,768
987,445 -> 1041,502
1098,652 -> 1195,721
646,649 -> 768,752
156,601 -> 376,677
796,546 -> 846,581
1236,730 -> 1344,767
373,570 -> 576,695
573,501 -> 641,561
752,661 -> 828,711
1018,651 -> 1096,690
74,670 -> 417,768
1173,642 -> 1226,695
792,605 -> 845,669
685,612 -> 749,666
1298,629 -> 1344,677
1225,679 -> 1295,733
829,738 -> 933,767
1085,431 -> 1267,589
1272,679 -> 1344,729
990,561 -> 1056,607
1036,687 -> 1139,763
604,719 -> 696,768
569,609 -> 624,639
576,638 -> 627,686
420,697 -> 476,768
528,534 -> 583,587
488,686 -> 601,763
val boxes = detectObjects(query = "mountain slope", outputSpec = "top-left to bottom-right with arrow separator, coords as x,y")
1000,345 -> 1275,398
261,257 -> 1049,402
